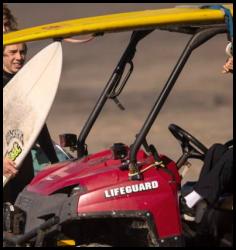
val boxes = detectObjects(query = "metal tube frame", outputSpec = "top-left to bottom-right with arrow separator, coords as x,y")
128,27 -> 227,180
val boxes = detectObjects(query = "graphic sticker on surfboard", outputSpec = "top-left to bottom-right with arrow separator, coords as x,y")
3,42 -> 63,187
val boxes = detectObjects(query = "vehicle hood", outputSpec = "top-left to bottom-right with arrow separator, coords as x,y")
27,149 -> 125,195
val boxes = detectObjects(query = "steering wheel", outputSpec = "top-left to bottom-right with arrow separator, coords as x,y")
169,124 -> 208,161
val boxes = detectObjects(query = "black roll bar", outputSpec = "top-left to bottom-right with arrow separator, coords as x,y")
129,27 -> 227,180
76,30 -> 154,158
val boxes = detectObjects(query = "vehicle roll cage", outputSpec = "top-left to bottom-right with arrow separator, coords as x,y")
75,25 -> 227,180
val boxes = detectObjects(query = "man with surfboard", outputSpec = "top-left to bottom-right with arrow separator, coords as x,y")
3,41 -> 35,203
3,5 -> 59,182
3,41 -> 59,164
3,5 -> 60,202
3,4 -> 20,180
3,4 -> 61,203
3,41 -> 60,202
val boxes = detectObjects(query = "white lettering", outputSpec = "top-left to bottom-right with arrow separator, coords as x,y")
139,183 -> 146,191
120,187 -> 125,195
125,186 -> 132,193
104,190 -> 111,198
110,189 -> 114,197
114,188 -> 119,196
145,182 -> 152,189
104,181 -> 159,199
132,184 -> 139,192
151,181 -> 158,188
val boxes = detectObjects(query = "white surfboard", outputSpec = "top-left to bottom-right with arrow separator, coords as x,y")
3,42 -> 63,187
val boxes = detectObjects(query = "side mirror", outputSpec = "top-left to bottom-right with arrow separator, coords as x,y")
59,134 -> 77,150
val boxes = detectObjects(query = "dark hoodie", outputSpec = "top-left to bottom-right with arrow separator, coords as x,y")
3,70 -> 14,87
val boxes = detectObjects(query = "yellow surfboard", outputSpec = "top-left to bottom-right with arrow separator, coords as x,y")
3,5 -> 233,46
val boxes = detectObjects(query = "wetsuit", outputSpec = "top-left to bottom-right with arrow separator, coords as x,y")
194,143 -> 233,205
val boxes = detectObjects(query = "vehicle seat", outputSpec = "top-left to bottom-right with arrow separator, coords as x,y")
214,194 -> 233,211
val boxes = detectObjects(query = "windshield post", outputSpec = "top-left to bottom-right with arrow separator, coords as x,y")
76,30 -> 153,158
129,27 -> 227,180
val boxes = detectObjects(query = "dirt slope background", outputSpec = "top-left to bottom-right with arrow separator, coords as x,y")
8,3 -> 233,181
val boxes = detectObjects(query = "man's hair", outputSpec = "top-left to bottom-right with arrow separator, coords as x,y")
3,3 -> 18,31
3,30 -> 28,54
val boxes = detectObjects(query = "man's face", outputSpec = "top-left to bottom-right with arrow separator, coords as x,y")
3,44 -> 27,74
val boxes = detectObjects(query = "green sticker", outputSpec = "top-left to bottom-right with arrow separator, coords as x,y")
7,142 -> 22,161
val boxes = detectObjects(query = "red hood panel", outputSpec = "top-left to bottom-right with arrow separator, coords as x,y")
27,148 -> 181,197
28,149 -> 122,195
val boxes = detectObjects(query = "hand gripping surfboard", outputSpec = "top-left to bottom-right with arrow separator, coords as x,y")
3,42 -> 63,187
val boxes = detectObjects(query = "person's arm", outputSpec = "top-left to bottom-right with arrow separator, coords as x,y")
222,57 -> 233,74
3,157 -> 18,177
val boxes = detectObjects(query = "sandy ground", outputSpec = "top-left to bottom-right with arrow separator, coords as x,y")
8,3 -> 233,182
